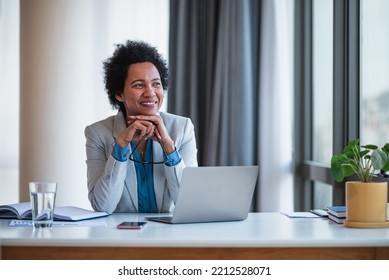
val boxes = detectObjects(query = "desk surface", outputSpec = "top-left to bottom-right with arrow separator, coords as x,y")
1,213 -> 389,259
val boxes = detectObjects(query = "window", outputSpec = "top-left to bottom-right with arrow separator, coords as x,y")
312,0 -> 333,164
311,0 -> 334,209
0,0 -> 20,204
360,0 -> 389,147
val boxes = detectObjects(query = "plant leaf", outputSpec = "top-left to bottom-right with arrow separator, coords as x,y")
331,154 -> 348,182
371,149 -> 387,170
363,144 -> 378,150
331,161 -> 344,182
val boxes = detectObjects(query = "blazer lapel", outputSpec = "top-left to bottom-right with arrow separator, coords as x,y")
124,160 -> 138,212
113,111 -> 139,212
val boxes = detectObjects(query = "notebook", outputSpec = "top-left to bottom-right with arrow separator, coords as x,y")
145,165 -> 259,224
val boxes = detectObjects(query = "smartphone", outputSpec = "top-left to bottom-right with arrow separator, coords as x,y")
117,221 -> 147,229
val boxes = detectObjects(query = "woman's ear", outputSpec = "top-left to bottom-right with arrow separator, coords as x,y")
115,92 -> 124,102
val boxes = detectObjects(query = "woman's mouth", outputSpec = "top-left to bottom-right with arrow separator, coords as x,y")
140,100 -> 158,108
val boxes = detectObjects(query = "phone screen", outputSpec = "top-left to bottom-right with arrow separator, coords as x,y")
117,221 -> 147,229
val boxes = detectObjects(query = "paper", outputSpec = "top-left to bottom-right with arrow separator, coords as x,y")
281,212 -> 322,218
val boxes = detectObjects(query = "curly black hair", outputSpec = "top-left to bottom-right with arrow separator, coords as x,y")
103,40 -> 169,111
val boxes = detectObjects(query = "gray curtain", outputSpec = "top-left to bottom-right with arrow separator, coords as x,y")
168,0 -> 260,167
168,0 -> 294,212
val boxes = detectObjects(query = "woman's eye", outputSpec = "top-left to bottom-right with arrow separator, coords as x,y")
133,83 -> 144,88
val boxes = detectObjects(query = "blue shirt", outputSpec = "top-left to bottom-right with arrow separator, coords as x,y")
112,140 -> 181,213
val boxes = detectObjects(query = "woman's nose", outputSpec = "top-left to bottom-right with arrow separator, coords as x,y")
143,84 -> 156,96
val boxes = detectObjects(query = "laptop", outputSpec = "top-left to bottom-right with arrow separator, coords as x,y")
145,165 -> 259,224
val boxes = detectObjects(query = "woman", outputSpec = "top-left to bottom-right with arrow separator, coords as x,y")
85,40 -> 198,214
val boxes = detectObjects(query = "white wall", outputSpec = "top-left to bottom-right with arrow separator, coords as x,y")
0,0 -> 169,208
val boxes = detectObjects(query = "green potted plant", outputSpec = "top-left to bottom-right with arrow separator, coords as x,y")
331,138 -> 389,228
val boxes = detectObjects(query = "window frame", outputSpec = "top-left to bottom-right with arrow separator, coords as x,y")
292,0 -> 387,210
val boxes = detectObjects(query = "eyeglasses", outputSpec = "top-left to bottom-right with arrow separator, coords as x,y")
129,136 -> 168,164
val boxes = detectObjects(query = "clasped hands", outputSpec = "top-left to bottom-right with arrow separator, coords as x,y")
116,115 -> 175,154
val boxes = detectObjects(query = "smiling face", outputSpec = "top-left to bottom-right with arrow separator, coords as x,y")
116,62 -> 164,116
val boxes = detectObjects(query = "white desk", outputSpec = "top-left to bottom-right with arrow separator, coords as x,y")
1,213 -> 389,259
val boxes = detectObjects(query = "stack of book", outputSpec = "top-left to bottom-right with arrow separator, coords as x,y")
327,206 -> 346,224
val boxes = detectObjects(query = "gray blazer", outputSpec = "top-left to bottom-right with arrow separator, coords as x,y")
84,111 -> 198,214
